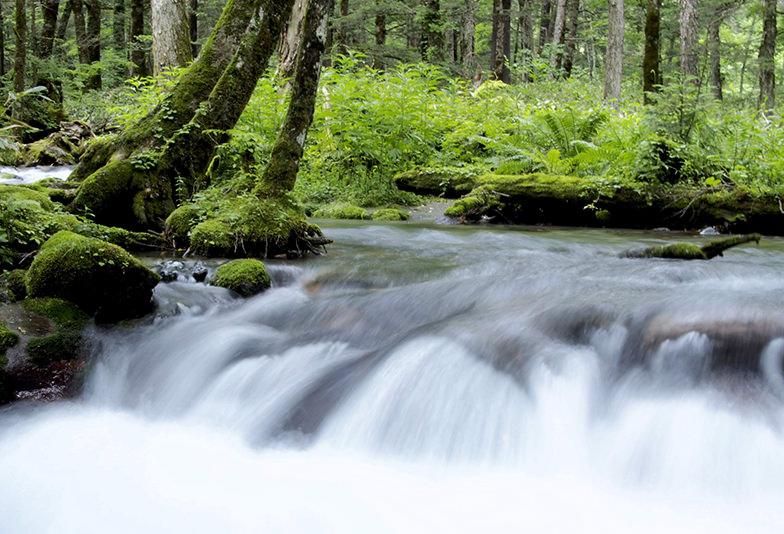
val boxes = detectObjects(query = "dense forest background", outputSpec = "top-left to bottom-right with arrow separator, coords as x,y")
2,0 -> 784,212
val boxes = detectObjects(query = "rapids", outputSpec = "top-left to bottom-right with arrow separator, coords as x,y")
1,222 -> 784,533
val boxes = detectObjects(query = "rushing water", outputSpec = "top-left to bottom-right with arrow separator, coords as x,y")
0,165 -> 72,184
2,222 -> 784,533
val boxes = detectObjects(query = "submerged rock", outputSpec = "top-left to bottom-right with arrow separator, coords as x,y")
26,231 -> 160,321
211,259 -> 271,297
624,234 -> 762,260
191,262 -> 209,282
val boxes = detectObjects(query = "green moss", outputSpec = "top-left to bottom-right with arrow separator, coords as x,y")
26,331 -> 83,366
22,298 -> 89,330
313,203 -> 370,220
26,231 -> 160,321
165,205 -> 204,245
190,219 -> 236,257
2,270 -> 28,301
211,259 -> 271,297
644,243 -> 707,260
393,166 -> 483,198
445,190 -> 502,219
0,323 -> 19,360
0,184 -> 81,252
21,134 -> 78,166
372,208 -> 410,221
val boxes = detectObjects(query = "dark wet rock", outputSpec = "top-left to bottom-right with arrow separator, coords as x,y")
158,260 -> 186,282
191,262 -> 209,282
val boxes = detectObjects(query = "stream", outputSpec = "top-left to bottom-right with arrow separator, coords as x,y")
1,221 -> 784,532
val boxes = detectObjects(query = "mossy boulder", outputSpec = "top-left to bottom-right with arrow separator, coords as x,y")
26,231 -> 160,321
1,270 -> 28,302
393,166 -> 482,198
20,132 -> 79,166
211,259 -> 271,297
624,234 -> 762,260
313,203 -> 370,220
165,204 -> 204,246
372,208 -> 410,221
0,323 -> 19,363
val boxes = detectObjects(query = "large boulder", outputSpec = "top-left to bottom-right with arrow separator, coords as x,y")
26,231 -> 160,321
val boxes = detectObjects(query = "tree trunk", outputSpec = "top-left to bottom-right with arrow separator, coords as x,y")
461,0 -> 476,75
707,16 -> 722,100
84,0 -> 101,90
549,0 -> 567,74
758,0 -> 776,110
374,11 -> 386,68
642,0 -> 660,102
14,0 -> 26,91
537,0 -> 552,55
190,0 -> 198,55
72,0 -> 89,64
0,8 -> 5,76
129,0 -> 146,75
73,0 -> 265,183
604,0 -> 623,106
72,0 -> 296,228
277,0 -> 307,79
151,0 -> 193,74
29,0 -> 37,55
335,0 -> 348,54
39,0 -> 60,59
56,0 -> 73,43
679,0 -> 698,80
562,0 -> 579,77
260,0 -> 333,193
491,0 -> 510,82
113,0 -> 126,51
420,0 -> 443,61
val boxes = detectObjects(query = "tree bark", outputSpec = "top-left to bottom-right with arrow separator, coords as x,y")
562,0 -> 579,77
549,0 -> 567,74
129,0 -> 146,75
420,0 -> 443,61
113,0 -> 126,51
29,0 -> 37,54
374,11 -> 386,69
461,0 -> 477,75
84,0 -> 101,90
642,0 -> 660,102
277,0 -> 307,79
491,0 -> 510,82
758,0 -> 776,110
260,0 -> 334,193
14,0 -> 26,92
151,0 -> 193,74
678,0 -> 698,80
56,0 -> 73,43
707,16 -> 722,100
190,0 -> 198,56
335,0 -> 348,54
39,0 -> 60,59
537,0 -> 552,55
72,0 -> 89,64
0,7 -> 5,76
604,0 -> 623,106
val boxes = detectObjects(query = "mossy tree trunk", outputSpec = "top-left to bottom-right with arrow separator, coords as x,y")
71,0 -> 266,184
259,0 -> 334,194
72,0 -> 296,228
758,0 -> 777,111
642,0 -> 661,103
72,0 -> 90,64
84,0 -> 102,90
39,0 -> 60,59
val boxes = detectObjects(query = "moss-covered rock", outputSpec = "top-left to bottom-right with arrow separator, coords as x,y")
26,331 -> 83,366
393,166 -> 483,198
165,204 -> 204,246
0,323 -> 19,362
26,231 -> 160,321
624,234 -> 762,260
20,133 -> 78,166
313,203 -> 370,220
372,208 -> 410,221
190,219 -> 236,257
22,297 -> 90,330
1,270 -> 28,302
211,259 -> 271,297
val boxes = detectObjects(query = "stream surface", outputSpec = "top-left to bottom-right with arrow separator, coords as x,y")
2,221 -> 784,533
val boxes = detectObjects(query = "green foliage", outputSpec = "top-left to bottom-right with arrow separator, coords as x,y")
312,203 -> 370,220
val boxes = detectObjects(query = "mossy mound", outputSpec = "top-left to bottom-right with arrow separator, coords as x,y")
187,194 -> 317,258
165,204 -> 204,246
20,132 -> 79,166
393,166 -> 483,198
211,259 -> 271,297
26,231 -> 160,321
313,203 -> 370,220
372,208 -> 410,221
1,270 -> 28,302
0,323 -> 19,363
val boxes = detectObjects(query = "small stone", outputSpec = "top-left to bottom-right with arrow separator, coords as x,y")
158,261 -> 186,282
191,262 -> 208,283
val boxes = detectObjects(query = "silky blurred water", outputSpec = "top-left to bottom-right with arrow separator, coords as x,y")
2,221 -> 784,533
